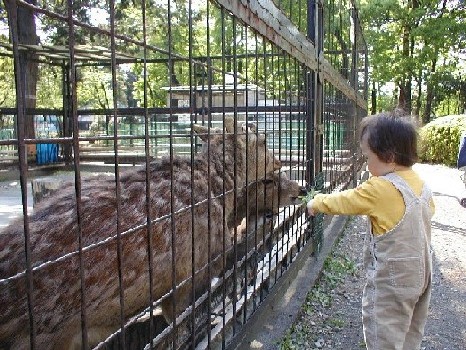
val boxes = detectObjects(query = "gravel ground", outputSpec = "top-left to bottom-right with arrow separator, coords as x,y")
281,163 -> 466,350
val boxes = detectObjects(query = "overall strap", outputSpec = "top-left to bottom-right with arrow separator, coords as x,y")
420,182 -> 433,203
381,172 -> 417,205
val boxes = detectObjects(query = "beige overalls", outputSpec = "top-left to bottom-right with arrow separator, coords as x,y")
362,172 -> 433,350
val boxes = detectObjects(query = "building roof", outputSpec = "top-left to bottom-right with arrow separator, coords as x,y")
161,83 -> 264,92
0,42 -> 137,65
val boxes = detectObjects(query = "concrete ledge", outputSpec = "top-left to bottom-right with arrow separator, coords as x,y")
229,215 -> 349,350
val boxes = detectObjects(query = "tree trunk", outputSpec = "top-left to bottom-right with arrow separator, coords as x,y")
334,28 -> 349,80
460,81 -> 466,114
5,0 -> 39,155
371,81 -> 376,115
398,20 -> 412,113
422,0 -> 447,124
413,70 -> 422,120
397,0 -> 422,114
397,82 -> 412,113
423,84 -> 434,125
422,58 -> 437,125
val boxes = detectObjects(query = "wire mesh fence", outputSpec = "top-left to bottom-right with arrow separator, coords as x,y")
0,0 -> 367,349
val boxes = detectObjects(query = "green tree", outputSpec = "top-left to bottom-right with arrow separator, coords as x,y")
1,0 -> 107,146
113,0 -> 208,107
36,64 -> 62,109
0,53 -> 15,107
39,0 -> 102,45
358,0 -> 465,122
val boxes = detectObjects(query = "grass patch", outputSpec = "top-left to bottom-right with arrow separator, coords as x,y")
326,317 -> 345,328
279,238 -> 357,349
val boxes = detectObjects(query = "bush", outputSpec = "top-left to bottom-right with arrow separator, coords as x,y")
418,115 -> 466,166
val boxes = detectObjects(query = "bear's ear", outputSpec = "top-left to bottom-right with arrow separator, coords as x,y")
242,122 -> 257,133
192,123 -> 223,141
224,117 -> 235,133
192,124 -> 210,141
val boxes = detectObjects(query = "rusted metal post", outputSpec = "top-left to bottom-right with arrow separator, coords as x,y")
62,64 -> 73,164
306,0 -> 324,188
351,7 -> 359,188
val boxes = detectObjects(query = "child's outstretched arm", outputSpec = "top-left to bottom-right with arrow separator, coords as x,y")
307,199 -> 317,216
305,180 -> 381,218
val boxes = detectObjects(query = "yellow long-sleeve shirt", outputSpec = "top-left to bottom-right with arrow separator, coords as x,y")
311,169 -> 435,235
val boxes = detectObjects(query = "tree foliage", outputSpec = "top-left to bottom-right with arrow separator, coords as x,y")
357,0 -> 466,122
0,52 -> 15,107
3,0 -> 463,127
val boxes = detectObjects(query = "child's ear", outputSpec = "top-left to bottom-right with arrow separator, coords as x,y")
388,152 -> 396,164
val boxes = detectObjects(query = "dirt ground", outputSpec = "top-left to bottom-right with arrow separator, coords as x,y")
282,163 -> 466,349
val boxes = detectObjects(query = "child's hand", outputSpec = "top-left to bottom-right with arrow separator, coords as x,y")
300,188 -> 320,216
307,200 -> 316,216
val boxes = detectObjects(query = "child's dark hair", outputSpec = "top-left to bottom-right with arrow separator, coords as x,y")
360,111 -> 418,166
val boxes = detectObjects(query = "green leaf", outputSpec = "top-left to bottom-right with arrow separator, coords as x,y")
300,187 -> 321,204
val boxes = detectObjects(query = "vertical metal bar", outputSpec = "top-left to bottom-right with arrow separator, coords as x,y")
220,6 -> 228,348
62,63 -> 72,164
305,0 -> 316,187
65,0 -> 90,348
299,63 -> 306,212
297,59 -> 305,215
316,0 -> 324,183
307,0 -> 324,251
324,83 -> 330,190
304,68 -> 313,186
252,32 -> 260,307
231,13 -> 238,336
108,0 -> 126,347
307,0 -> 323,187
188,1 -> 196,347
141,0 -> 155,347
271,45 -> 280,284
264,40 -> 273,285
351,7 -> 359,188
206,56 -> 213,350
289,55 -> 295,188
167,0 -> 178,347
242,24 -> 249,325
281,53 -> 288,269
5,1 -> 35,347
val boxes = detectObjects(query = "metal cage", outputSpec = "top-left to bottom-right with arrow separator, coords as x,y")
0,0 -> 368,349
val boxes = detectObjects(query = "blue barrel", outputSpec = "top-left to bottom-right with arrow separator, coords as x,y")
36,144 -> 58,165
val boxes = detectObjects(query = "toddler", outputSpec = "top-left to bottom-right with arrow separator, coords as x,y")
307,112 -> 435,350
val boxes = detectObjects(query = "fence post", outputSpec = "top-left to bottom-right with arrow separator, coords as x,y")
306,0 -> 324,188
351,6 -> 359,188
62,64 -> 73,164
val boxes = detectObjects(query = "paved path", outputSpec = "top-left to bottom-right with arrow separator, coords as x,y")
415,163 -> 466,349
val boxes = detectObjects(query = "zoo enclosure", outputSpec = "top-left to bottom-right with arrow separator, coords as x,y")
0,0 -> 368,349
